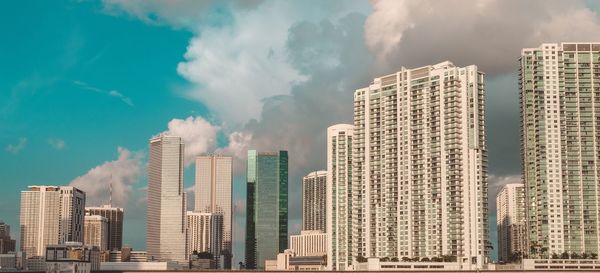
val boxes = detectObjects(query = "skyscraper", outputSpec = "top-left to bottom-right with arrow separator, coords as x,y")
147,135 -> 187,263
195,155 -> 232,268
496,183 -> 526,262
20,186 -> 86,258
85,206 -> 124,251
353,61 -> 489,268
0,221 -> 16,254
84,215 -> 108,251
186,211 -> 223,267
302,170 -> 327,232
520,42 -> 600,257
326,124 -> 353,270
245,150 -> 288,269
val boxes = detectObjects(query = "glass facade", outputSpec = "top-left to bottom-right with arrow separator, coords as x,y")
245,150 -> 288,269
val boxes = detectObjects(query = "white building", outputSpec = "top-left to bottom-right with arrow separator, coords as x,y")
85,205 -> 124,251
195,155 -> 233,268
302,171 -> 327,232
290,230 -> 328,257
326,124 -> 353,270
147,135 -> 187,263
496,183 -> 526,262
353,61 -> 489,269
20,186 -> 86,258
84,215 -> 108,251
186,211 -> 223,266
520,42 -> 600,257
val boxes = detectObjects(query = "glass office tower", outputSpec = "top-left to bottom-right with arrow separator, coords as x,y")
245,150 -> 288,269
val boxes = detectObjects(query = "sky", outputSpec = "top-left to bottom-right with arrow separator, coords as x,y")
1,0 -> 600,263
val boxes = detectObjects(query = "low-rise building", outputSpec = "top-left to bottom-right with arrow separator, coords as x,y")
45,242 -> 100,273
354,257 -> 463,271
25,256 -> 46,271
0,252 -> 25,271
522,259 -> 600,270
100,261 -> 178,271
108,247 -> 147,262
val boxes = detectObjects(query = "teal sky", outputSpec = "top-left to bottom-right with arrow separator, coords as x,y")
2,0 -> 600,263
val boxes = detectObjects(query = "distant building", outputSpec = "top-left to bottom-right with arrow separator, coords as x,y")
25,256 -> 46,271
85,205 -> 124,251
108,247 -> 147,262
0,221 -> 16,254
302,171 -> 327,232
290,230 -> 328,257
186,211 -> 223,267
100,261 -> 178,271
326,124 -> 353,270
45,242 -> 100,273
353,62 -> 489,268
195,155 -> 233,269
245,150 -> 288,269
0,252 -> 25,271
20,186 -> 86,258
520,42 -> 600,257
496,183 -> 526,262
147,135 -> 187,263
84,215 -> 108,251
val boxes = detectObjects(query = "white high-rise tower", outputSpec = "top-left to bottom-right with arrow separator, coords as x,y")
326,124 -> 353,270
353,61 -> 489,268
147,135 -> 187,263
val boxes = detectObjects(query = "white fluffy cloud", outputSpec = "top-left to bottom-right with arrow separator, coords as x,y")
5,137 -> 27,154
488,174 -> 522,211
163,116 -> 219,166
365,0 -> 600,76
70,147 -> 144,207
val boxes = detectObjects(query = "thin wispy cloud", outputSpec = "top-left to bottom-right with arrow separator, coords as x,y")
48,138 -> 66,150
6,137 -> 27,154
73,80 -> 134,106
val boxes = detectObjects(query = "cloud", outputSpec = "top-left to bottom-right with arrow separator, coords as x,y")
365,0 -> 600,76
162,116 -> 219,166
73,80 -> 134,106
6,137 -> 27,154
70,147 -> 144,207
48,138 -> 66,150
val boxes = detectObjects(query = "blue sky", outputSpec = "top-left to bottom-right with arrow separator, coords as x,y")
2,0 -> 600,263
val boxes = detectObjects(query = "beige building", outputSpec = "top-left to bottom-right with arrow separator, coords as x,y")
520,42 -> 600,258
496,183 -> 526,262
195,155 -> 232,268
302,171 -> 327,232
353,61 -> 489,269
19,186 -> 86,258
290,230 -> 328,257
326,124 -> 353,270
85,205 -> 124,251
84,215 -> 108,251
147,135 -> 187,263
186,211 -> 223,266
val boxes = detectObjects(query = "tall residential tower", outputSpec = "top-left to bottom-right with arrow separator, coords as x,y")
520,42 -> 600,257
353,61 -> 489,268
245,150 -> 288,269
326,124 -> 353,270
195,155 -> 233,268
302,170 -> 327,232
147,135 -> 187,263
496,183 -> 526,262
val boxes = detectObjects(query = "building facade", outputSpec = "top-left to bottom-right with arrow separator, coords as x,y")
195,155 -> 233,268
302,171 -> 327,232
84,215 -> 109,251
147,135 -> 187,263
245,150 -> 288,269
353,61 -> 489,268
0,221 -> 16,254
20,186 -> 86,258
326,124 -> 354,270
290,230 -> 328,257
520,42 -> 600,257
496,183 -> 526,262
186,211 -> 223,266
85,206 -> 124,251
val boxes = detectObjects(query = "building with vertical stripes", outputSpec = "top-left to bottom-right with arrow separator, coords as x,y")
302,171 -> 327,232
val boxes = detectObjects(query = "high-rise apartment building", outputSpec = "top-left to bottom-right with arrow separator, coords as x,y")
520,42 -> 600,257
353,61 -> 489,268
84,215 -> 108,251
147,135 -> 187,263
85,206 -> 124,251
496,183 -> 526,262
20,186 -> 86,258
326,124 -> 353,270
302,171 -> 327,232
245,150 -> 288,269
186,211 -> 223,266
195,155 -> 233,268
0,221 -> 16,254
